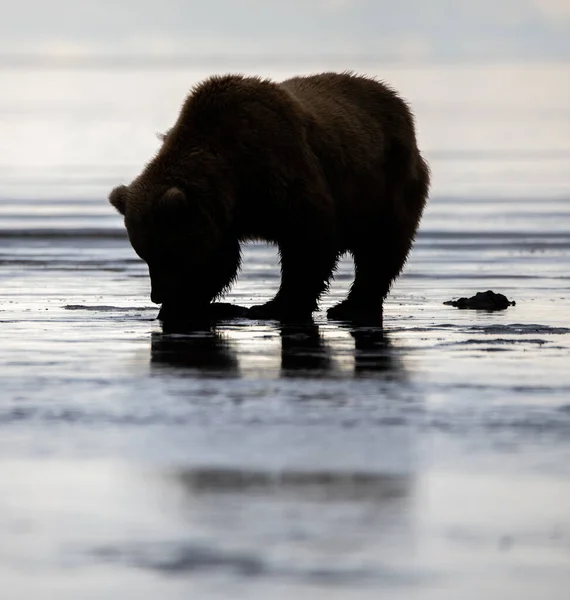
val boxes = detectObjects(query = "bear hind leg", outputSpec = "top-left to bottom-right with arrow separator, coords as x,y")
328,155 -> 429,325
326,248 -> 385,325
327,224 -> 415,325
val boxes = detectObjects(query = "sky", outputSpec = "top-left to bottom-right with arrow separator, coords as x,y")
1,0 -> 569,63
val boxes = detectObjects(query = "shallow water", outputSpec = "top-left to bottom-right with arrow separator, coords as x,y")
1,62 -> 570,599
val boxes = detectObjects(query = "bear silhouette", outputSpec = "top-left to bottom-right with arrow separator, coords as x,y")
109,72 -> 430,324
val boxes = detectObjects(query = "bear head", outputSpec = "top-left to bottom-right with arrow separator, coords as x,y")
108,145 -> 234,313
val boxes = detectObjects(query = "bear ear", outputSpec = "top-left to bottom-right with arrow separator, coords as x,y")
109,185 -> 128,215
159,187 -> 187,212
156,128 -> 171,142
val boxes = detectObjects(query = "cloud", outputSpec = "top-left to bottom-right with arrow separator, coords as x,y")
531,0 -> 570,20
0,0 -> 568,62
317,0 -> 352,11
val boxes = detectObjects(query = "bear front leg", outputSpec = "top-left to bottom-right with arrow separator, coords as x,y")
204,237 -> 243,303
158,237 -> 242,324
248,236 -> 338,322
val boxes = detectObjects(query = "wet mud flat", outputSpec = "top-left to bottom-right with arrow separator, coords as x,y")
1,194 -> 570,599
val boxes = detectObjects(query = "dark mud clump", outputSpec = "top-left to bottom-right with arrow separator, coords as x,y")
444,290 -> 516,311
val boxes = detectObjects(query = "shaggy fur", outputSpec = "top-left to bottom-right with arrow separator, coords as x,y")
109,72 -> 430,323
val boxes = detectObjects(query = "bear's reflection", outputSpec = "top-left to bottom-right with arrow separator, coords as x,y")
150,318 -> 403,381
349,326 -> 402,378
279,322 -> 332,376
280,322 -> 402,379
126,466 -> 415,579
169,466 -> 413,503
150,329 -> 239,377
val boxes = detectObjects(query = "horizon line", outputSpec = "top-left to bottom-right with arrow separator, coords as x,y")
1,53 -> 569,69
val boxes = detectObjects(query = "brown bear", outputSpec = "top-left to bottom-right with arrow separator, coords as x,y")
109,72 -> 430,324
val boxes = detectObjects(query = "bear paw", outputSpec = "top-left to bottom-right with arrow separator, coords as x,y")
158,301 -> 249,326
247,300 -> 313,323
327,301 -> 383,325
